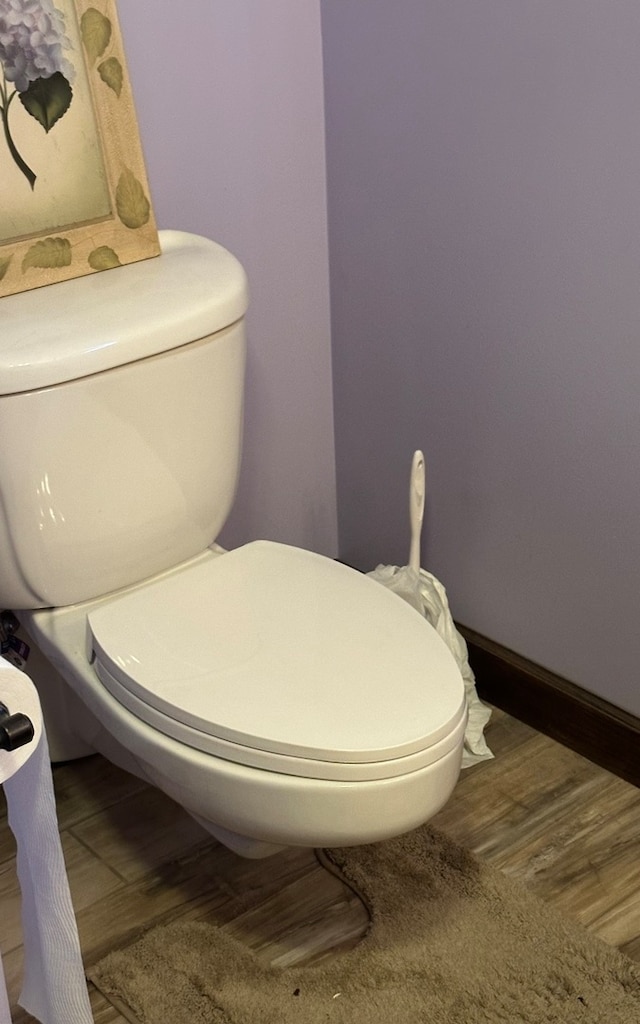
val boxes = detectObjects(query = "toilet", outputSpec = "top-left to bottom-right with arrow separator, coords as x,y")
0,231 -> 466,858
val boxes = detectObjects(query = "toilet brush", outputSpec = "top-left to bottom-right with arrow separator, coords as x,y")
367,448 -> 494,768
409,450 -> 426,574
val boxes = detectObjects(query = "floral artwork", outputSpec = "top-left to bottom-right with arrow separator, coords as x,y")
0,0 -> 76,189
0,0 -> 159,299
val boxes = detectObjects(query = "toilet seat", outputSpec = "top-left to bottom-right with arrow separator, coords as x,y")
88,542 -> 466,782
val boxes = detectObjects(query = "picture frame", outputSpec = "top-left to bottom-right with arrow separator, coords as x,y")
0,0 -> 160,299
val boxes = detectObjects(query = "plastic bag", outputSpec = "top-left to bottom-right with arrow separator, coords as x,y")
367,563 -> 493,769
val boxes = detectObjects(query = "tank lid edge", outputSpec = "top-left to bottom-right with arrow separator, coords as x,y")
0,231 -> 249,395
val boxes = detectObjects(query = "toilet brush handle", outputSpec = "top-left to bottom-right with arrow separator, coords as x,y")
409,450 -> 426,574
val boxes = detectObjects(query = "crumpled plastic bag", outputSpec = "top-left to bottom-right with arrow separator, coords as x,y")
367,563 -> 493,769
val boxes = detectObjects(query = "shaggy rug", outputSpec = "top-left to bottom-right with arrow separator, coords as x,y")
88,825 -> 640,1023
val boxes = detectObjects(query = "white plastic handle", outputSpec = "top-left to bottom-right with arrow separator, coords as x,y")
409,450 -> 426,573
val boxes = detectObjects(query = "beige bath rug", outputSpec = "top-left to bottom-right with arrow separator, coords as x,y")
89,825 -> 640,1023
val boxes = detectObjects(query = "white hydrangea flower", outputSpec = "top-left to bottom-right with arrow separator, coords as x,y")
0,0 -> 74,93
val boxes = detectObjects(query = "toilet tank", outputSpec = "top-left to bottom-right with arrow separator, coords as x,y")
0,231 -> 248,609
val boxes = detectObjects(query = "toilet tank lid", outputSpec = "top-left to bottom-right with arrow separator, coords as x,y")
0,231 -> 249,395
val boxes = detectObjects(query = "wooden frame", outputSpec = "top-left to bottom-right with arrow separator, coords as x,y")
0,0 -> 159,298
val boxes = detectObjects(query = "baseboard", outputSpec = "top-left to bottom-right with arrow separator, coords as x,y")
459,625 -> 640,788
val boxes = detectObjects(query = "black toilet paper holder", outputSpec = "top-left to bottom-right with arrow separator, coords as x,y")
0,610 -> 35,752
0,700 -> 35,752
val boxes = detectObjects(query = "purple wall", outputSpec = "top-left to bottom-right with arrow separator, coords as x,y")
118,1 -> 337,556
322,1 -> 640,716
117,1 -> 640,717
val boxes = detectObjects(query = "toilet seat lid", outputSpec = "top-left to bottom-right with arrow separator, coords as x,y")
88,542 -> 465,769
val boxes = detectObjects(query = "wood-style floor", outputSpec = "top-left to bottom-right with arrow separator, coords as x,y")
1,707 -> 639,1023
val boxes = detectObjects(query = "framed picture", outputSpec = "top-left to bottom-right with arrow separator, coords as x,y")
0,0 -> 160,298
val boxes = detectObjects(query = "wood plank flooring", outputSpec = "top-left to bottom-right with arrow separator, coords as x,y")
1,707 -> 638,1022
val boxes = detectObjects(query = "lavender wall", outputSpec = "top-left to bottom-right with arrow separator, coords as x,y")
322,1 -> 640,716
118,1 -> 337,556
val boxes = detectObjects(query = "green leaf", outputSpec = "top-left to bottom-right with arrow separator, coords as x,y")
115,169 -> 151,229
81,8 -> 112,64
88,246 -> 121,270
22,237 -> 72,272
18,73 -> 73,132
97,57 -> 123,97
0,254 -> 13,281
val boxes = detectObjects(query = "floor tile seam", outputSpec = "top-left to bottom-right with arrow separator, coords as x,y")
0,844 -> 17,872
467,855 -> 639,953
470,813 -> 631,865
619,936 -> 640,961
54,784 -> 152,833
0,933 -> 23,958
79,888 -> 232,968
87,980 -> 130,1024
228,887 -> 348,930
67,825 -> 131,884
490,835 -> 640,874
583,890 -> 640,930
51,761 -> 151,828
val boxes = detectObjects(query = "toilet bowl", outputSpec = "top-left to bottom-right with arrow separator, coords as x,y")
1,230 -> 466,857
21,540 -> 466,856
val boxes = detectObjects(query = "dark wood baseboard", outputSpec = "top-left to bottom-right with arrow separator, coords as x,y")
459,625 -> 639,788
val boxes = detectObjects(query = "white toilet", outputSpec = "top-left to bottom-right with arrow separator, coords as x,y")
0,231 -> 466,858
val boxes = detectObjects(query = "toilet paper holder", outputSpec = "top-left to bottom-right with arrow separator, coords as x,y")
0,609 -> 35,750
0,700 -> 35,751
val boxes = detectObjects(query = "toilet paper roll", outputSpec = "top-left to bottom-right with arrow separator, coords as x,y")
0,665 -> 42,784
0,660 -> 93,1024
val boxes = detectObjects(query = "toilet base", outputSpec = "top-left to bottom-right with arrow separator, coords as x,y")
189,815 -> 288,859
